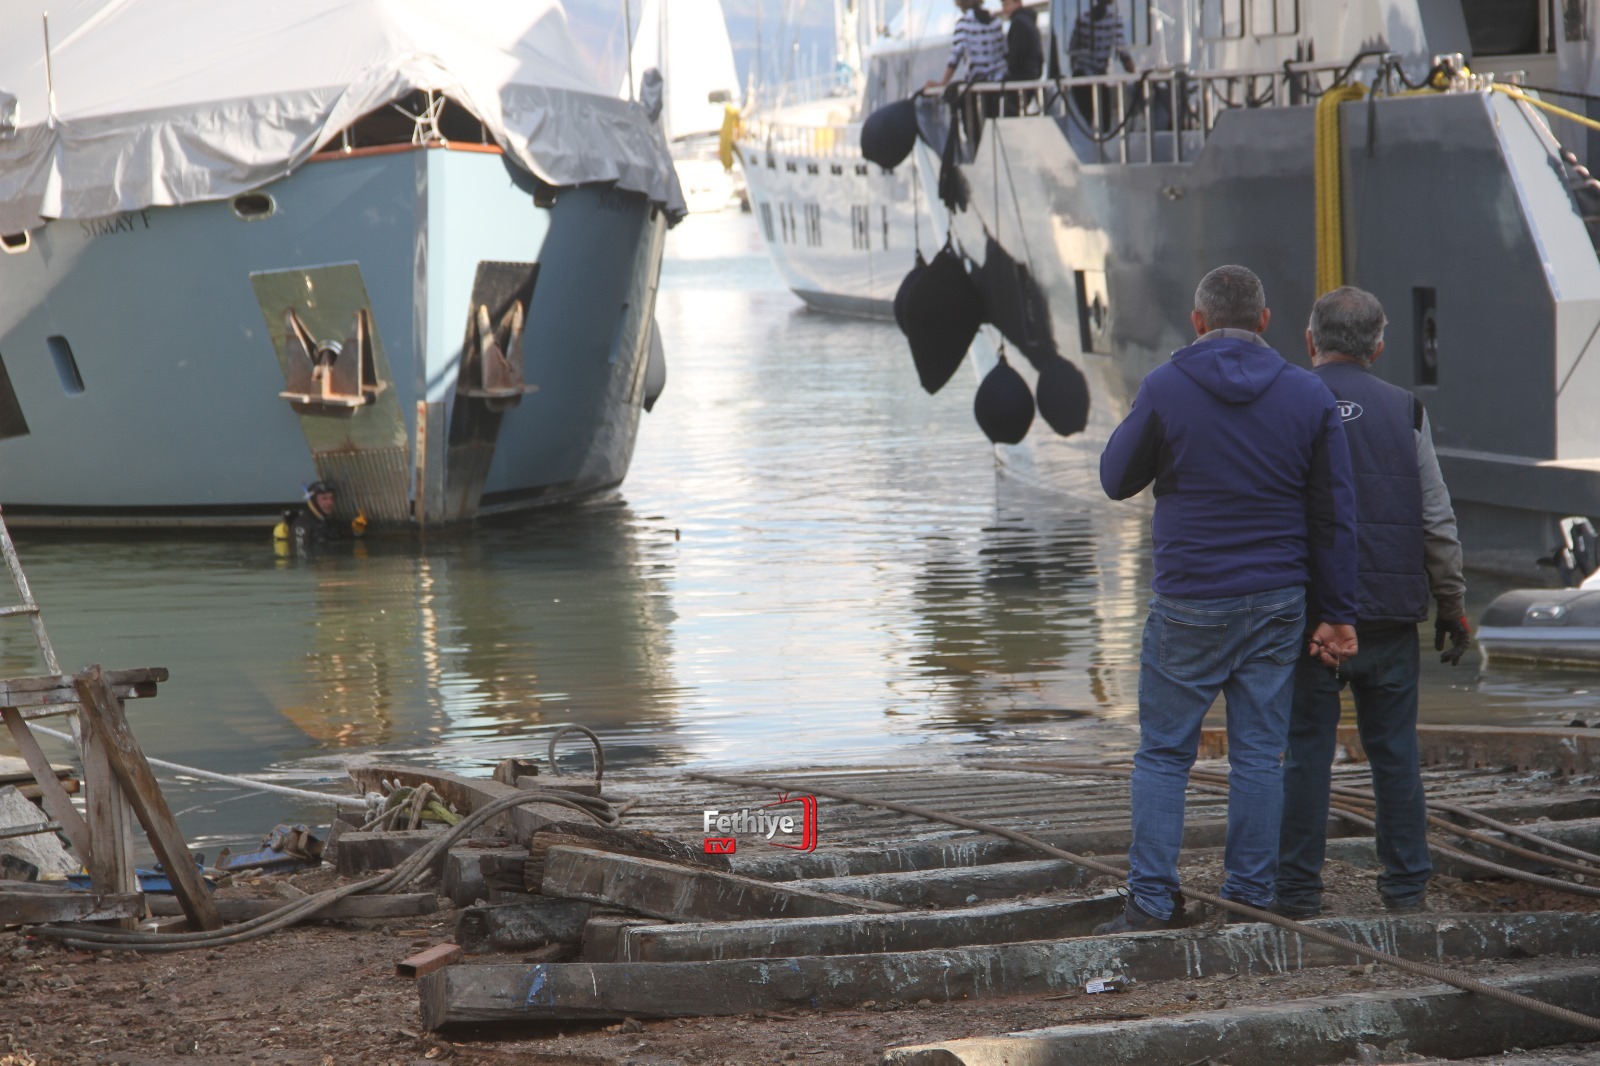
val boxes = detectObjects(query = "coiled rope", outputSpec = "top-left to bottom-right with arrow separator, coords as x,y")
686,768 -> 1600,1035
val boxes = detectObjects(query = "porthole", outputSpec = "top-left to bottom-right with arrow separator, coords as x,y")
46,335 -> 84,395
231,193 -> 276,221
0,231 -> 30,254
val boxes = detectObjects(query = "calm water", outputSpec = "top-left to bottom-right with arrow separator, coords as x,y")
4,212 -> 1594,853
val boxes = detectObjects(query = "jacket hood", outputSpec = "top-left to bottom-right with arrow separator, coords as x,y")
1171,336 -> 1286,403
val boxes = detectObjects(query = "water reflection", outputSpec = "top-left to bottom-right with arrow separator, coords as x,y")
1,211 -> 1598,854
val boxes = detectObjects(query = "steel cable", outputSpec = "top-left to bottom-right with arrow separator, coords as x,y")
687,770 -> 1600,1035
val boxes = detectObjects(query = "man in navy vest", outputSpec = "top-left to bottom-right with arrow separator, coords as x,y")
1275,286 -> 1469,919
1095,265 -> 1359,933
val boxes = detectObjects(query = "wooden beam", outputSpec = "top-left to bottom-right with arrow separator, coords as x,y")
539,845 -> 901,921
0,885 -> 143,926
420,911 -> 1600,1028
455,898 -> 590,954
1199,724 -> 1600,775
785,859 -> 1093,908
397,943 -> 464,978
594,894 -> 1126,963
73,665 -> 221,931
147,892 -> 439,923
80,723 -> 139,926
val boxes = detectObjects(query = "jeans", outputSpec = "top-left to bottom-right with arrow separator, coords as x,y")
1128,586 -> 1305,919
1278,624 -> 1432,909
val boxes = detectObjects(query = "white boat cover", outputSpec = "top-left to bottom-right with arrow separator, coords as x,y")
0,0 -> 685,234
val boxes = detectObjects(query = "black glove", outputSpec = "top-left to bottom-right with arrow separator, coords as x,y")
1434,614 -> 1471,666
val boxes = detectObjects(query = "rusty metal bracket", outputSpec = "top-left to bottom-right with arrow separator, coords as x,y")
457,301 -> 537,411
278,307 -> 386,410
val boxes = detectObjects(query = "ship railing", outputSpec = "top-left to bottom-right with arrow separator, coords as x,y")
738,117 -> 868,163
945,53 -> 1395,165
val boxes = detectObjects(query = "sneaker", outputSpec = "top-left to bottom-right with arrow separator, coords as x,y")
1093,896 -> 1173,935
1383,893 -> 1426,915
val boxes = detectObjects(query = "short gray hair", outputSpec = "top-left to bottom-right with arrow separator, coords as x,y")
1194,265 -> 1266,331
1309,286 -> 1387,363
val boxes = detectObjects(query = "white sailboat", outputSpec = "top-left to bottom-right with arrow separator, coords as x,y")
626,0 -> 745,213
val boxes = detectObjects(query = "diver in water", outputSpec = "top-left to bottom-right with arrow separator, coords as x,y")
273,480 -> 367,552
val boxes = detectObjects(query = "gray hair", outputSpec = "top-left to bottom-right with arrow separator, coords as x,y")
1309,286 -> 1387,363
1194,265 -> 1266,331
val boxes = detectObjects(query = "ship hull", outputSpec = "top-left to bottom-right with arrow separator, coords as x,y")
0,145 -> 666,527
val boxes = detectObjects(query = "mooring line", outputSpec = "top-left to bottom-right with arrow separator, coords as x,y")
686,769 -> 1600,1035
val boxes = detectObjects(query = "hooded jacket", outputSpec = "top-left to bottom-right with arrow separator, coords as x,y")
1099,332 -> 1360,623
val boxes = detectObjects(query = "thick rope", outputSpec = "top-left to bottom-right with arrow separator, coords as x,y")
1314,83 -> 1366,296
686,770 -> 1600,1034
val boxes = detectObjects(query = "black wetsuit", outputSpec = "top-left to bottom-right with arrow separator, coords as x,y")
284,506 -> 355,551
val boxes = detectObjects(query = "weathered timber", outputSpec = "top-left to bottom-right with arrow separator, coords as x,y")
725,819 -> 1217,882
397,943 -> 463,978
785,859 -> 1089,908
74,666 -> 221,931
456,898 -> 591,954
0,667 -> 166,701
147,892 -> 439,922
15,682 -> 160,719
598,894 -> 1126,963
882,959 -> 1600,1066
11,779 -> 79,801
80,719 -> 138,924
347,765 -> 604,845
420,911 -> 1600,1027
332,829 -> 444,877
1323,816 -> 1600,881
582,916 -> 656,962
522,821 -> 730,890
0,884 -> 143,925
539,845 -> 901,921
442,845 -> 528,906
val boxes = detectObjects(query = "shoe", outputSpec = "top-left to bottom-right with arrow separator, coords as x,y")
1093,896 -> 1173,935
1383,893 -> 1426,915
1219,896 -> 1280,924
1270,897 -> 1323,920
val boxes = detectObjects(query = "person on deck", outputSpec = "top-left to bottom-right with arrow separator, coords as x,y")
924,0 -> 1008,92
1275,286 -> 1470,920
1094,265 -> 1360,933
274,480 -> 367,553
1000,0 -> 1043,114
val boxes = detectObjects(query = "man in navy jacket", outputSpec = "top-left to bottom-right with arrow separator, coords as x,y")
1095,265 -> 1359,932
1275,286 -> 1468,920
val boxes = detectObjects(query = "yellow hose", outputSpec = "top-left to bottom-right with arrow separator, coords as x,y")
1314,84 -> 1367,297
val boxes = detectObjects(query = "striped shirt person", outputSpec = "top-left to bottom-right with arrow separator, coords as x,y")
926,0 -> 1007,89
1069,0 -> 1130,76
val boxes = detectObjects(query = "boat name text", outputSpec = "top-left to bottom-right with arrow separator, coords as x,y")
81,211 -> 152,238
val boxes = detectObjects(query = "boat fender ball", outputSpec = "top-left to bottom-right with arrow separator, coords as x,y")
642,323 -> 667,413
860,99 -> 919,170
894,252 -> 928,336
974,356 -> 1034,444
1035,355 -> 1090,436
901,246 -> 984,394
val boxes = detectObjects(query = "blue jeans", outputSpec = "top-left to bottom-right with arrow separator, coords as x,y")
1278,624 -> 1432,909
1128,587 -> 1305,919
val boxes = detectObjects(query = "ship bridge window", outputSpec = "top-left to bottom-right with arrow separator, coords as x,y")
1201,0 -> 1245,38
0,353 -> 28,440
1249,0 -> 1298,36
46,335 -> 84,396
1462,0 -> 1550,56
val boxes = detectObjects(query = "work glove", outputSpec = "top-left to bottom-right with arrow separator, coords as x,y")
351,512 -> 368,537
1434,614 -> 1471,666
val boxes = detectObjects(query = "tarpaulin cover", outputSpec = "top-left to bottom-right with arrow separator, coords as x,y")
0,0 -> 685,233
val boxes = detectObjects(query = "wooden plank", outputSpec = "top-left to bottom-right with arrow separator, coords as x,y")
16,681 -> 158,719
397,943 -> 464,978
0,886 -> 143,926
74,665 -> 221,931
419,911 -> 1600,1028
1200,723 -> 1600,775
785,859 -> 1093,908
331,829 -> 444,877
0,668 -> 166,698
347,765 -> 605,845
540,845 -> 902,921
0,706 -> 93,863
598,894 -> 1126,963
147,892 -> 438,922
81,721 -> 139,925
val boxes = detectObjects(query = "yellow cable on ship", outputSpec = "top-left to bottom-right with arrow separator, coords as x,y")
719,104 -> 741,170
1314,84 -> 1366,297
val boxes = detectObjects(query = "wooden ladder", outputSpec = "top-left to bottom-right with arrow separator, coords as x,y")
0,507 -> 221,930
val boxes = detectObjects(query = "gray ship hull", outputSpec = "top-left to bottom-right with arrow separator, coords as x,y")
0,144 -> 666,527
914,84 -> 1600,558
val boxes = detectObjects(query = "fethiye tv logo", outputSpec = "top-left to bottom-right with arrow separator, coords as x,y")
702,793 -> 819,854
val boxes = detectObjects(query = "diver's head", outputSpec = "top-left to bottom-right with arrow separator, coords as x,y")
305,480 -> 336,519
